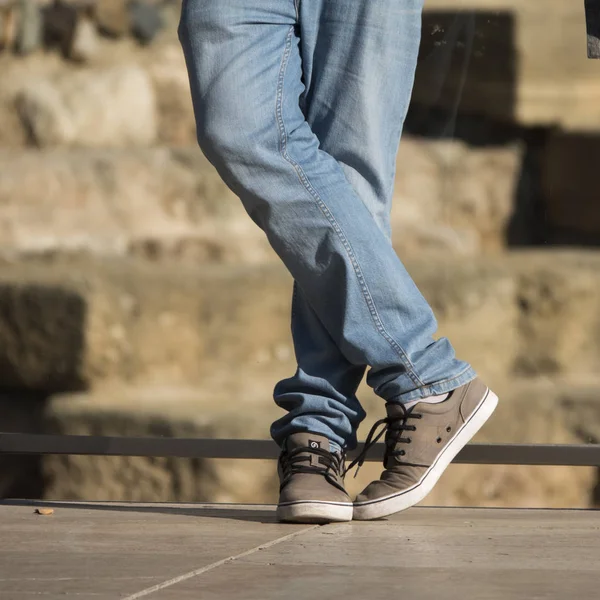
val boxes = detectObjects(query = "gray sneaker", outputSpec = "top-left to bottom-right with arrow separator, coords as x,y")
352,378 -> 498,520
276,433 -> 353,523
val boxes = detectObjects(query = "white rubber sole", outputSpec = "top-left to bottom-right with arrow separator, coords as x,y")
353,389 -> 499,521
276,501 -> 353,524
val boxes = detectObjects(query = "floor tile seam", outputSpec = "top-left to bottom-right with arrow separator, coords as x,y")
120,524 -> 321,600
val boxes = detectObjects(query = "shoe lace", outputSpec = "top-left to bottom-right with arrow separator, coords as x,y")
279,446 -> 346,492
345,406 -> 423,477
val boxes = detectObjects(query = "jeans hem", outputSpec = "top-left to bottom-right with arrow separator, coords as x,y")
387,367 -> 478,404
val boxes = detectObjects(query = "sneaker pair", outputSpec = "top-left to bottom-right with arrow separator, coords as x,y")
276,378 -> 498,523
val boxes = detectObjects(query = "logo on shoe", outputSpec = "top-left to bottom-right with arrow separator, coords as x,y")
309,440 -> 321,449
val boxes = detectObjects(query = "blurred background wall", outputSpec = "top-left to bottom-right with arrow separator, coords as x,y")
0,0 -> 599,508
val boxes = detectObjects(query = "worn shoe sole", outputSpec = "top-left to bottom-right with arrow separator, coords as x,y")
277,501 -> 353,523
352,388 -> 498,521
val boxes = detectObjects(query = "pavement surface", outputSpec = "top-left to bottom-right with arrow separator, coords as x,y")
0,501 -> 599,599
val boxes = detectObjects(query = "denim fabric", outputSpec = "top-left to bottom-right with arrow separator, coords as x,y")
179,0 -> 476,450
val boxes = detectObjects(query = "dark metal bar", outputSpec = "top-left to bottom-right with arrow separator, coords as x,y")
0,433 -> 599,466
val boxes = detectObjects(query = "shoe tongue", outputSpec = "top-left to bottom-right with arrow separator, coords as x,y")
385,402 -> 410,420
286,433 -> 331,453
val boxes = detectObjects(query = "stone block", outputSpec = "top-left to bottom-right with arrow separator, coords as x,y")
393,138 -> 522,255
0,258 -> 295,393
15,64 -> 157,146
68,14 -> 99,62
540,132 -> 600,243
128,0 -> 163,45
94,0 -> 129,38
513,252 -> 600,377
0,279 -> 87,391
41,0 -> 78,59
15,0 -> 42,56
417,1 -> 600,131
0,96 -> 26,147
0,58 -> 63,147
411,257 -> 518,380
0,1 -> 17,51
146,44 -> 197,145
412,10 -> 517,126
0,147 -> 273,263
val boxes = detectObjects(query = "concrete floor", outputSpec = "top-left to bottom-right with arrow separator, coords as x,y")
0,501 -> 598,600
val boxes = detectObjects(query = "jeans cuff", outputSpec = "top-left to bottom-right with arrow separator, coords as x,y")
387,367 -> 478,404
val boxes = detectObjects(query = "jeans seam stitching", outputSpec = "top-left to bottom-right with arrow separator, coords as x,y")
274,26 -> 423,388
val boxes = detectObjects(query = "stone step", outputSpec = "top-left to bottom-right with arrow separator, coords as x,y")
0,146 -> 274,265
0,257 -> 294,394
0,146 -> 272,264
2,377 -> 598,507
0,141 -> 522,261
1,0 -> 598,147
0,251 -> 599,395
3,134 -> 599,256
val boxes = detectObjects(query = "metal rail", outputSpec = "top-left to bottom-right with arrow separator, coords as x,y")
0,433 -> 599,466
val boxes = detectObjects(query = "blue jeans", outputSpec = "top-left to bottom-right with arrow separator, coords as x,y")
179,0 -> 476,450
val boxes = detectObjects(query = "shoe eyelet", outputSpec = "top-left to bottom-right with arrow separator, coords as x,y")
407,438 -> 412,444
446,426 -> 452,433
400,450 -> 406,456
436,437 -> 442,443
